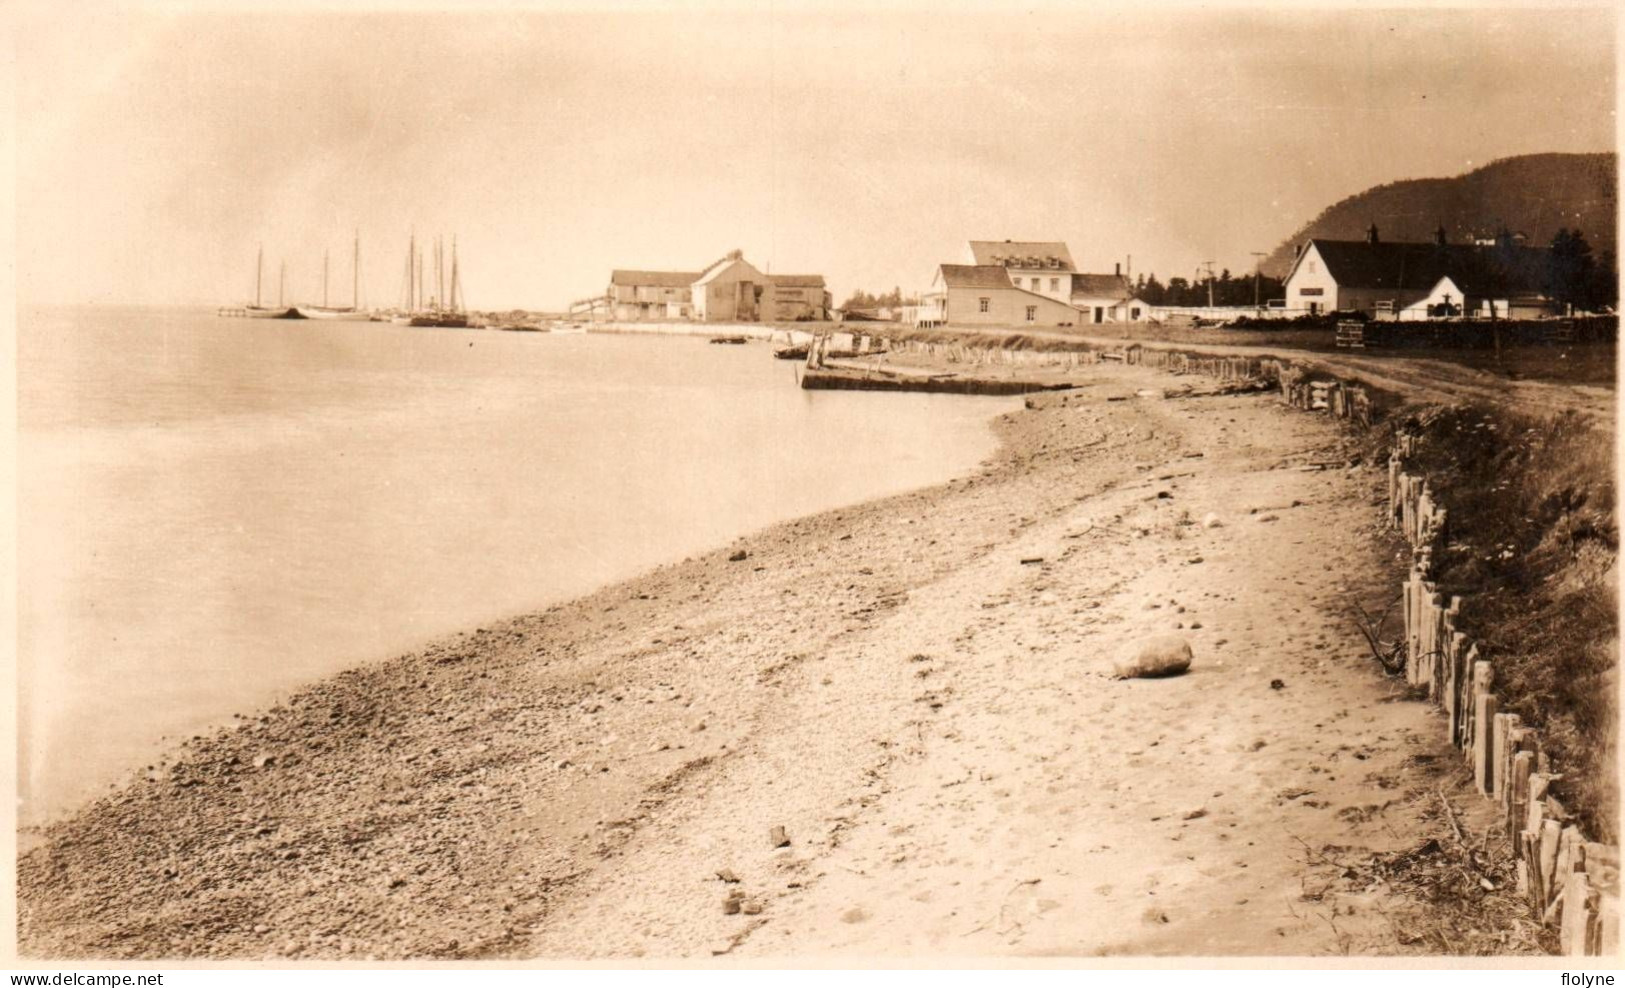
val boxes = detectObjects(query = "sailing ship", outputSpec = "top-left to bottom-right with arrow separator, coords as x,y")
297,232 -> 370,320
391,233 -> 470,328
222,245 -> 296,318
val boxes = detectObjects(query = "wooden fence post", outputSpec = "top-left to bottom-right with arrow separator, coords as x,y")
1494,713 -> 1522,803
1474,692 -> 1498,794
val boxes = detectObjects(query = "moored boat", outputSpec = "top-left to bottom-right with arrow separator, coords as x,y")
408,313 -> 470,328
298,233 -> 371,320
297,306 -> 369,320
222,246 -> 300,319
225,305 -> 298,319
394,232 -> 472,328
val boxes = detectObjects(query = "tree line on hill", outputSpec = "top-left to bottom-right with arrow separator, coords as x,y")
1131,270 -> 1288,308
839,287 -> 918,311
841,277 -> 1283,311
1259,152 -> 1617,277
1546,229 -> 1617,312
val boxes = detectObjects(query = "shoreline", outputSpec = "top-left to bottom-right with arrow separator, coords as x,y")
20,360 -> 1500,959
18,325 -> 1015,835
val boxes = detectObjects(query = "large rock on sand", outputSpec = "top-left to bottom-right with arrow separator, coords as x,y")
1113,635 -> 1193,679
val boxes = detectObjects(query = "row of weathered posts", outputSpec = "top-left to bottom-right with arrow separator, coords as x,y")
1119,339 -> 1619,955
1389,437 -> 1619,956
806,331 -> 1616,954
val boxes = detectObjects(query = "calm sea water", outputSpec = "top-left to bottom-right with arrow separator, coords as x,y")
18,306 -> 1013,826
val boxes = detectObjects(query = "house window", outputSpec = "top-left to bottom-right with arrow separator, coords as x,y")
1050,278 -> 1059,292
1093,306 -> 1104,322
1298,287 -> 1324,296
1025,305 -> 1037,322
1131,307 -> 1141,319
978,297 -> 990,313
1308,261 -> 1317,274
1031,278 -> 1041,291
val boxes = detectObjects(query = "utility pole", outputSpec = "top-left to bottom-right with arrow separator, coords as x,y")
1202,261 -> 1216,309
1251,251 -> 1267,310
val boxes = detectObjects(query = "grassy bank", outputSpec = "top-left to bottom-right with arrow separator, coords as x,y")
1386,404 -> 1618,841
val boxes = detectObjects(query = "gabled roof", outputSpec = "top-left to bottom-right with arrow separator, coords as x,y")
1294,239 -> 1549,297
939,264 -> 1023,289
694,253 -> 763,286
1071,273 -> 1134,300
769,274 -> 825,288
938,266 -> 1080,310
611,270 -> 699,288
968,240 -> 1076,271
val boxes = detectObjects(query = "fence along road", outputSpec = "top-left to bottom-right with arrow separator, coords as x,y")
909,325 -> 1615,429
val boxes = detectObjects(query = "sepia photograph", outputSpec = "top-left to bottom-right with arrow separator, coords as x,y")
7,0 -> 1620,971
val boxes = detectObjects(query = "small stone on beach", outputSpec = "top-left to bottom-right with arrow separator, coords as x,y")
1112,636 -> 1193,679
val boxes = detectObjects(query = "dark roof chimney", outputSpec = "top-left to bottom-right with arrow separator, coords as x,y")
1367,223 -> 1380,244
1434,223 -> 1448,246
1115,262 -> 1121,277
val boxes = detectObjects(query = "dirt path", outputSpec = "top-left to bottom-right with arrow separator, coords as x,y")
19,362 -> 1470,960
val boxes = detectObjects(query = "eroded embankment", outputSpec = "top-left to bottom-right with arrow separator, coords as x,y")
1384,406 -> 1616,841
1380,405 -> 1618,956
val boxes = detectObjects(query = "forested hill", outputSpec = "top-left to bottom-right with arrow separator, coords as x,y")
1261,153 -> 1617,276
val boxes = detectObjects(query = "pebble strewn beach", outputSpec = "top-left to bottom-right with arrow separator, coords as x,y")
20,361 -> 1477,959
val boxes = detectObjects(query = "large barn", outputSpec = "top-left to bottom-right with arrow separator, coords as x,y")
596,251 -> 830,323
1282,226 -> 1557,319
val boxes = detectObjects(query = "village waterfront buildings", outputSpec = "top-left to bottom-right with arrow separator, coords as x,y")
913,240 -> 1149,328
583,250 -> 831,323
575,227 -> 1570,330
1281,225 -> 1560,320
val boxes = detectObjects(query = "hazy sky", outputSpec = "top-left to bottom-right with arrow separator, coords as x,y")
15,3 -> 1618,310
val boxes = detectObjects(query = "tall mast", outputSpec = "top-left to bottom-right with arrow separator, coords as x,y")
417,243 -> 424,312
256,244 -> 263,307
450,237 -> 460,312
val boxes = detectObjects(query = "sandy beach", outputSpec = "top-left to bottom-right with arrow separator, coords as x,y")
19,358 -> 1493,960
